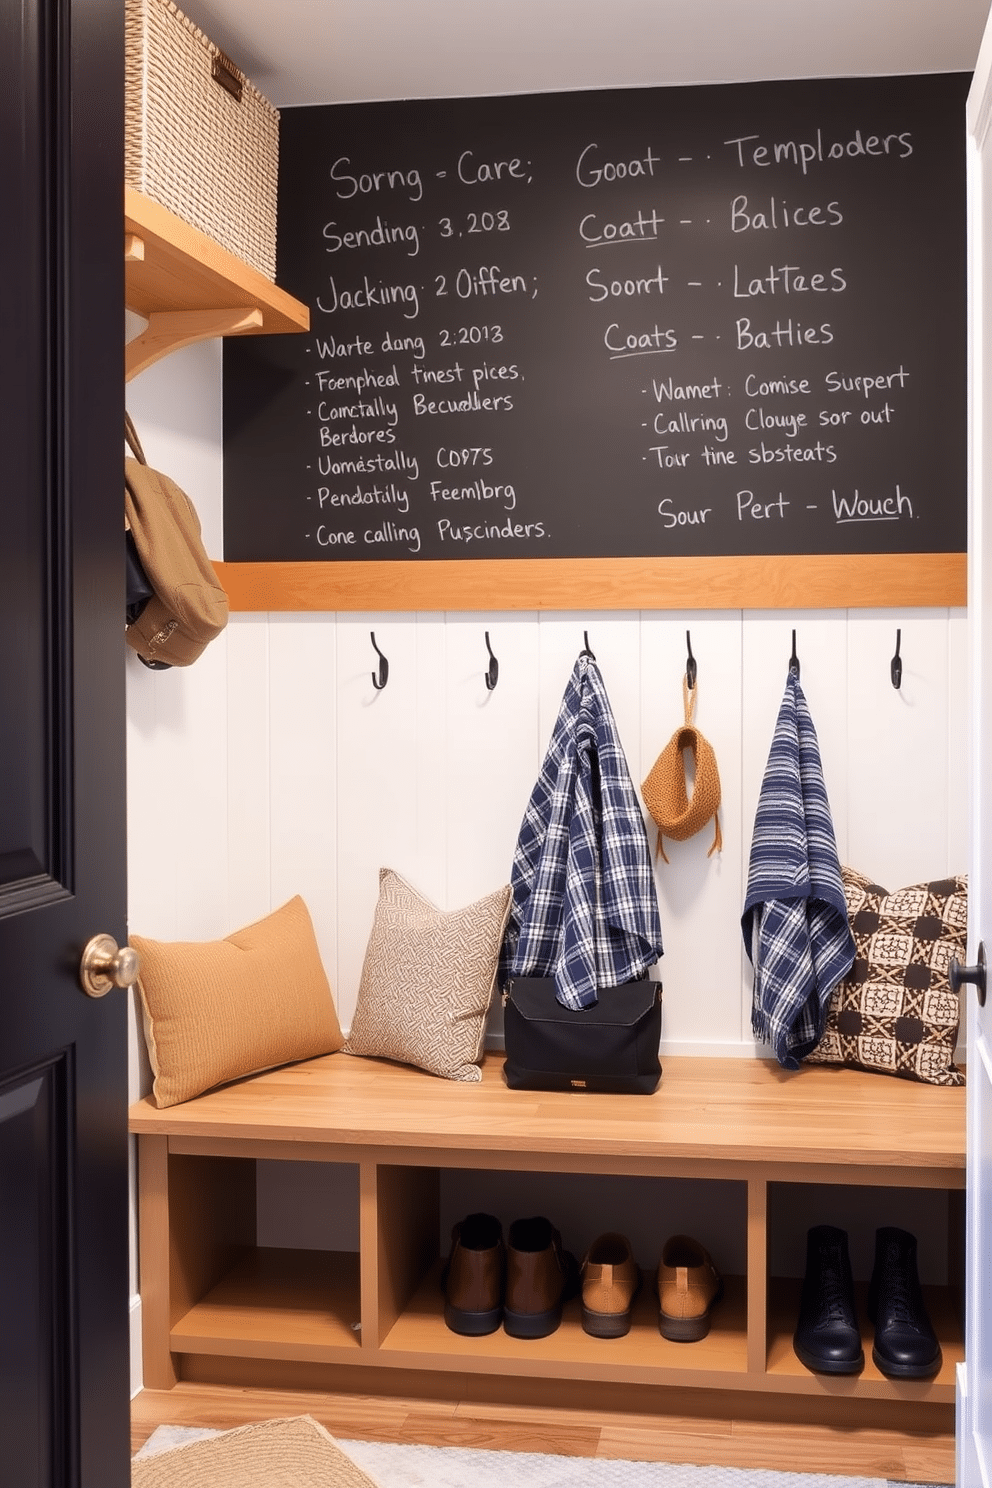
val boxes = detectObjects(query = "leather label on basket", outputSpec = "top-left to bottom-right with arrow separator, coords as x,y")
211,50 -> 244,103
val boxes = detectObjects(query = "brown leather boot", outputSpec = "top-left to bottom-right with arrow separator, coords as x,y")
443,1212 -> 504,1335
504,1216 -> 578,1339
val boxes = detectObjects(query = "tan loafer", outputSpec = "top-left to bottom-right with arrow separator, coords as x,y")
580,1232 -> 641,1337
657,1234 -> 723,1341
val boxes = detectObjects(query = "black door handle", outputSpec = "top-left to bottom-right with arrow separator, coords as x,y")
949,942 -> 987,1007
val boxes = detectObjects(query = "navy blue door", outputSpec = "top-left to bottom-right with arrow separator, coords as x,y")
0,0 -> 128,1483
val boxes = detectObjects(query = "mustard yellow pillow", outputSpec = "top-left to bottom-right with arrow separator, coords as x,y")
343,868 -> 512,1082
133,895 -> 344,1107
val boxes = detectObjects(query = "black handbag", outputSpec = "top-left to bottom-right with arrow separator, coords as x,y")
502,977 -> 662,1094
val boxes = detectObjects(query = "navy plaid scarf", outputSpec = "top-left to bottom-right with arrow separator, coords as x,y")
742,671 -> 855,1068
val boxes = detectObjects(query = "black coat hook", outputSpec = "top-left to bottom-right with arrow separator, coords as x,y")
685,630 -> 697,690
891,628 -> 902,689
580,630 -> 596,660
484,631 -> 499,690
370,632 -> 389,690
789,629 -> 800,681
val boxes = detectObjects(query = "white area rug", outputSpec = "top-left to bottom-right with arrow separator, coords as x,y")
136,1426 -> 911,1488
339,1442 -> 890,1488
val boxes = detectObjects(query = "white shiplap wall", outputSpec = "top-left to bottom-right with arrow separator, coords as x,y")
127,602 -> 968,1051
124,335 -> 966,1391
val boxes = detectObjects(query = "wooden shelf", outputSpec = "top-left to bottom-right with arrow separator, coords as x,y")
131,1054 -> 963,1476
381,1263 -> 749,1383
765,1277 -> 960,1402
124,187 -> 309,380
170,1247 -> 361,1362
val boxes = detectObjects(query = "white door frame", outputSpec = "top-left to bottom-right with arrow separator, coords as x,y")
960,33 -> 992,1488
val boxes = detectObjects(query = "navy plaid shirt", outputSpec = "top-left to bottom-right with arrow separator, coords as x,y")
501,655 -> 663,1009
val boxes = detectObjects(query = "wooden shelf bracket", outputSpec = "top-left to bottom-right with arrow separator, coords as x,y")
126,306 -> 264,382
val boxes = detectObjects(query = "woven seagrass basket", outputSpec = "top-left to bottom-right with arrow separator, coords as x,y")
125,0 -> 279,280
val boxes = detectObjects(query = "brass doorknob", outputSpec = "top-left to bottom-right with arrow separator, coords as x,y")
79,934 -> 140,998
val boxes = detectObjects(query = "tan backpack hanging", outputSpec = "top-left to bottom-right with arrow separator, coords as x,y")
642,675 -> 723,862
124,413 -> 229,667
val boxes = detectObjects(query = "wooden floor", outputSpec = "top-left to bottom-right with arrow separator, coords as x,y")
131,1383 -> 956,1482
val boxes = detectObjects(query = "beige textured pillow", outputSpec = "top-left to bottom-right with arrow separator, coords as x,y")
343,868 -> 512,1082
133,896 -> 344,1107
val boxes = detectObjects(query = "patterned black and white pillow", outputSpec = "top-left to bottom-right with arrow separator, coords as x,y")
807,867 -> 966,1087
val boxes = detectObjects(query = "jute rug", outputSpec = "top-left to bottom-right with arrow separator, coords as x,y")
131,1415 -> 380,1488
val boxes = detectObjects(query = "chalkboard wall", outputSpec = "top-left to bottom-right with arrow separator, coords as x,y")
223,73 -> 968,566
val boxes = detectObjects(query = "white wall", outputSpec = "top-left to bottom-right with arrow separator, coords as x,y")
127,601 -> 969,1052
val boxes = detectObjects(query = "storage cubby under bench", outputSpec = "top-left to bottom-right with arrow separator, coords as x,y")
129,1053 -> 965,1479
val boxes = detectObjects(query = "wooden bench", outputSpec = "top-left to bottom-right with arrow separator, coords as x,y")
130,1052 -> 965,1478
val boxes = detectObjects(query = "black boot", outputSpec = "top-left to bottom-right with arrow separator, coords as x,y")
793,1225 -> 864,1374
868,1227 -> 942,1379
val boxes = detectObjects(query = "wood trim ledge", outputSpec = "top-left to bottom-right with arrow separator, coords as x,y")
214,552 -> 966,613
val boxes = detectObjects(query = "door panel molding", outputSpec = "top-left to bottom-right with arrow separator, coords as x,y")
0,1053 -> 74,1488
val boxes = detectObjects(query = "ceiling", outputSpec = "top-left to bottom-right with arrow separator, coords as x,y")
174,0 -> 992,110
